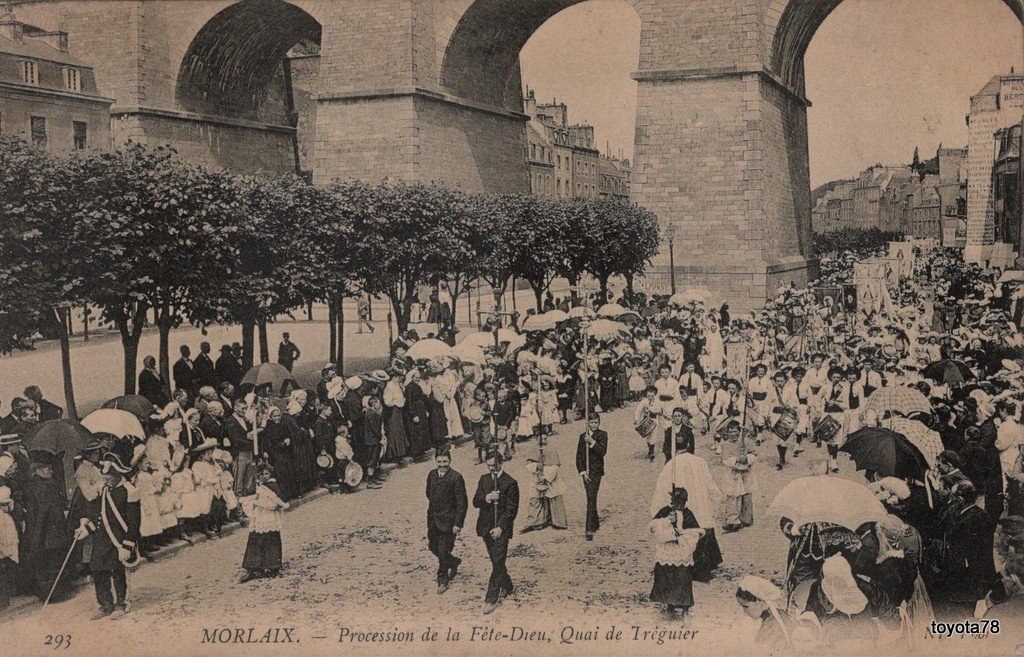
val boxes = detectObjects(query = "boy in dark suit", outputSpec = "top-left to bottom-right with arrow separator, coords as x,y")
426,449 -> 467,594
473,449 -> 519,614
577,414 -> 608,541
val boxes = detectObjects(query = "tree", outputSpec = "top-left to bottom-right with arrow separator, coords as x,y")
357,182 -> 470,334
204,174 -> 321,370
912,146 -> 921,171
0,137 -> 88,417
474,194 -> 520,315
557,198 -> 596,305
503,195 -> 566,311
73,144 -> 241,395
582,198 -> 660,303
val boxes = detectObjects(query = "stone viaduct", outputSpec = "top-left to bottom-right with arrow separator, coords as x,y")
11,0 -> 1024,308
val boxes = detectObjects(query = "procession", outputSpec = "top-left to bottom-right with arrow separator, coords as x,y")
1,234 -> 1024,654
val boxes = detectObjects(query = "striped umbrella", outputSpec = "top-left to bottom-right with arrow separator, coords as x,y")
887,417 -> 943,468
864,386 -> 932,417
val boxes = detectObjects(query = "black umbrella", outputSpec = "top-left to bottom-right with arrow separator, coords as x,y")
840,427 -> 929,480
102,394 -> 156,421
921,359 -> 974,385
23,419 -> 92,456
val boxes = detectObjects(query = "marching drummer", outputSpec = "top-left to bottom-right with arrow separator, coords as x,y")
844,367 -> 866,433
634,385 -> 662,461
712,379 -> 746,457
787,366 -> 812,457
747,363 -> 772,445
766,369 -> 799,470
820,367 -> 849,474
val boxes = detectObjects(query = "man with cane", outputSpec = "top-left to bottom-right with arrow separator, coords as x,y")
72,439 -> 141,620
577,414 -> 608,541
472,448 -> 519,615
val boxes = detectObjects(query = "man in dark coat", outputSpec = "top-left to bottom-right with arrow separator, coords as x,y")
224,398 -> 256,496
73,440 -> 141,620
215,345 -> 243,390
193,342 -> 218,389
138,356 -> 169,407
362,396 -> 384,489
277,333 -> 301,372
172,345 -> 196,397
939,481 -> 1000,619
576,414 -> 608,541
426,449 -> 467,594
24,452 -> 71,601
473,450 -> 519,614
342,378 -> 365,462
24,386 -> 62,422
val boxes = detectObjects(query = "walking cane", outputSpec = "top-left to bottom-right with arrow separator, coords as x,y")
40,536 -> 79,611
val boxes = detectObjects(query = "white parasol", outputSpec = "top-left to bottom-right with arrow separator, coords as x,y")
406,338 -> 455,360
584,319 -> 630,340
461,329 -> 526,350
887,417 -> 943,468
767,476 -> 887,531
81,408 -> 146,440
450,341 -> 487,365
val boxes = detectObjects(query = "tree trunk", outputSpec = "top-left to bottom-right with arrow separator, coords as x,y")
55,308 -> 78,421
66,309 -> 74,337
390,290 -> 410,334
157,315 -> 173,398
336,299 -> 345,376
532,282 -> 544,312
568,274 -> 580,306
241,320 -> 256,371
599,275 -> 609,304
306,301 -> 313,321
82,304 -> 90,342
327,296 -> 337,363
625,272 -> 635,301
257,318 -> 269,364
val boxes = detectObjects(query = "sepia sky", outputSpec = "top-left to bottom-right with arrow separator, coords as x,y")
520,0 -> 1023,187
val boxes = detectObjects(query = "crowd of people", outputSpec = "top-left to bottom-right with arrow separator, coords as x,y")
5,240 -> 1024,648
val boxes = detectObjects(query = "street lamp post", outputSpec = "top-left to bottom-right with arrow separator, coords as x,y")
665,223 -> 677,295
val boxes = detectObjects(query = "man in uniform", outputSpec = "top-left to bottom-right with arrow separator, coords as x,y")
73,439 -> 141,620
426,449 -> 467,594
472,449 -> 519,614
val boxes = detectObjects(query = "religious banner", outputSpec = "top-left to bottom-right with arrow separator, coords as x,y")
888,241 -> 916,278
725,339 -> 750,384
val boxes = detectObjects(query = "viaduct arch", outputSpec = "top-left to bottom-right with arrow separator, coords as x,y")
10,0 -> 1024,308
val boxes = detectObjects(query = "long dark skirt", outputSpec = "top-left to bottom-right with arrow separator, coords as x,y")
269,450 -> 298,501
385,406 -> 410,461
650,562 -> 694,608
292,433 -> 319,495
242,531 -> 282,571
427,399 -> 447,448
692,528 -> 723,583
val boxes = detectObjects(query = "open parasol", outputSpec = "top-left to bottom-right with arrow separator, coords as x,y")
841,427 -> 930,480
451,341 -> 487,365
543,309 -> 570,323
406,338 -> 455,360
23,420 -> 92,456
522,313 -> 559,332
767,475 -> 887,531
241,362 -> 295,391
864,386 -> 932,417
81,408 -> 146,440
669,288 -> 713,306
597,303 -> 632,318
886,417 -> 943,468
921,359 -> 974,385
568,306 -> 595,319
584,319 -> 630,341
102,394 -> 156,421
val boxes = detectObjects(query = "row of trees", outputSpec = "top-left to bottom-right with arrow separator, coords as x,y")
0,138 -> 660,417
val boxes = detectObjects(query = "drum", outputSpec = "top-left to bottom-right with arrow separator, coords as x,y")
772,407 -> 799,440
813,416 -> 842,444
344,461 -> 364,487
635,416 -> 656,437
